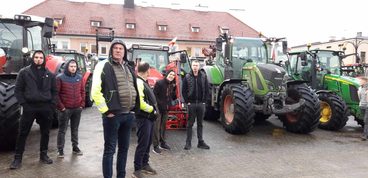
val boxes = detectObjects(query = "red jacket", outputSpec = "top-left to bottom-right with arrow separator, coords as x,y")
56,60 -> 85,110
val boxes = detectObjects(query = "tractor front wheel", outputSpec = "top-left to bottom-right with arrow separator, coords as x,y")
279,83 -> 320,134
220,83 -> 254,134
318,92 -> 349,130
0,83 -> 20,151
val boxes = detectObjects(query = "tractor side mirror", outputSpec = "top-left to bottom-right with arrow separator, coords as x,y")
216,38 -> 223,51
282,41 -> 288,54
180,53 -> 187,63
43,17 -> 54,38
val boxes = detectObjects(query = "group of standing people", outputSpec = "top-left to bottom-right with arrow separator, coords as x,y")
91,40 -> 211,178
8,39 -> 211,178
10,50 -> 84,169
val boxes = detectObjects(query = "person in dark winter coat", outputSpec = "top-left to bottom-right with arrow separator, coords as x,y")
10,50 -> 57,169
56,59 -> 85,157
133,62 -> 159,178
152,70 -> 176,154
182,60 -> 210,150
91,39 -> 139,178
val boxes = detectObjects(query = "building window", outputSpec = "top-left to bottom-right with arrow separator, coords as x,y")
61,41 -> 68,49
54,18 -> 63,25
126,23 -> 136,29
91,44 -> 97,54
194,48 -> 201,57
101,45 -> 107,55
80,43 -> 87,53
361,51 -> 366,63
191,27 -> 200,33
91,21 -> 101,27
158,25 -> 167,31
186,47 -> 192,57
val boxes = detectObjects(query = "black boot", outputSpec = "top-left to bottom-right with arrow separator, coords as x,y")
184,141 -> 192,150
197,140 -> 210,149
40,151 -> 53,164
9,154 -> 22,169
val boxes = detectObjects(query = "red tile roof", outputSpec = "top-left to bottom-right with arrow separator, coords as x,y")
24,0 -> 260,41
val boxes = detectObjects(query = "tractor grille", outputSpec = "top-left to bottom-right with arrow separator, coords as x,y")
349,85 -> 359,102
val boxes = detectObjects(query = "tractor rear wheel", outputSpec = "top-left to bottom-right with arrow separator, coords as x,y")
318,92 -> 349,130
220,83 -> 254,134
0,82 -> 20,151
85,76 -> 93,107
279,83 -> 320,134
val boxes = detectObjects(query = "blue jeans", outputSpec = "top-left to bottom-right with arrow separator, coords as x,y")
102,113 -> 134,178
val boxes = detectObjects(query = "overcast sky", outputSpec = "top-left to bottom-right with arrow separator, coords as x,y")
0,0 -> 366,46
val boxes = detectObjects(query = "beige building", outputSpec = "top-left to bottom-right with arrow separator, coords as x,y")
291,35 -> 368,65
24,0 -> 260,58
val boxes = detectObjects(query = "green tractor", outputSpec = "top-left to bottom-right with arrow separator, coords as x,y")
202,32 -> 320,134
287,49 -> 361,129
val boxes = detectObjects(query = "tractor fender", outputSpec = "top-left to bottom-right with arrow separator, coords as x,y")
315,90 -> 334,95
216,79 -> 247,108
286,80 -> 308,87
82,71 -> 92,87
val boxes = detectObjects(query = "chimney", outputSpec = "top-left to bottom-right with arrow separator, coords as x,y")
124,0 -> 135,8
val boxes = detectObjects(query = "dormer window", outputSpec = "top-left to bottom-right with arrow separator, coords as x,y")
91,21 -> 101,27
191,27 -> 200,33
158,25 -> 167,31
126,23 -> 136,29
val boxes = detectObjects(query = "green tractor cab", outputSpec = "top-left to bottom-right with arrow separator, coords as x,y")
286,49 -> 356,130
203,32 -> 320,134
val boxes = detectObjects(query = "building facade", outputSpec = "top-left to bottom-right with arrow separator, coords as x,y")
24,0 -> 260,58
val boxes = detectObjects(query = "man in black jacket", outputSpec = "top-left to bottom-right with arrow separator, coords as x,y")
133,62 -> 159,178
10,50 -> 57,169
182,60 -> 210,150
152,70 -> 176,154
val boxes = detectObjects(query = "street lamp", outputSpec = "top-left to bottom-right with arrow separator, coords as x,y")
343,32 -> 368,64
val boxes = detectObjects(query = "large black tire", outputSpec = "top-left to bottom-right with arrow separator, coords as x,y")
85,76 -> 93,107
220,83 -> 255,134
279,83 -> 320,134
0,82 -> 20,151
204,85 -> 220,121
318,92 -> 349,130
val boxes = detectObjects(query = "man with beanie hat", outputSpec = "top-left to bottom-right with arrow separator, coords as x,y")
152,70 -> 176,154
91,39 -> 139,178
10,50 -> 57,169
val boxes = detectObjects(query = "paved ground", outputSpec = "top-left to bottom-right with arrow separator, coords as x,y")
1,106 -> 368,178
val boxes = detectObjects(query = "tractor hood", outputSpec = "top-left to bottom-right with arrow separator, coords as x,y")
257,63 -> 286,87
327,74 -> 362,88
146,67 -> 163,88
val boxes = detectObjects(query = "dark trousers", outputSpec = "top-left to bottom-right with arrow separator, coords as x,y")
152,113 -> 168,147
134,116 -> 154,171
102,113 -> 134,178
57,108 -> 82,151
15,107 -> 52,155
361,107 -> 368,137
186,103 -> 206,144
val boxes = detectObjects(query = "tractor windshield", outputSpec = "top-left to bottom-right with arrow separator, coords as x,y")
232,38 -> 267,64
131,49 -> 168,72
316,51 -> 341,75
0,22 -> 44,74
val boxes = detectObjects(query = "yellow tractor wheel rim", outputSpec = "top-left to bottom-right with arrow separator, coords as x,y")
320,101 -> 332,123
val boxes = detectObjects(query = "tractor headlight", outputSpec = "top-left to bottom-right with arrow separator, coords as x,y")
21,47 -> 29,54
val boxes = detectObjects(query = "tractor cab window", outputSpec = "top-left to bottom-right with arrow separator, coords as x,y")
132,49 -> 168,70
317,51 -> 340,75
232,38 -> 267,64
0,23 -> 23,73
27,26 -> 42,51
